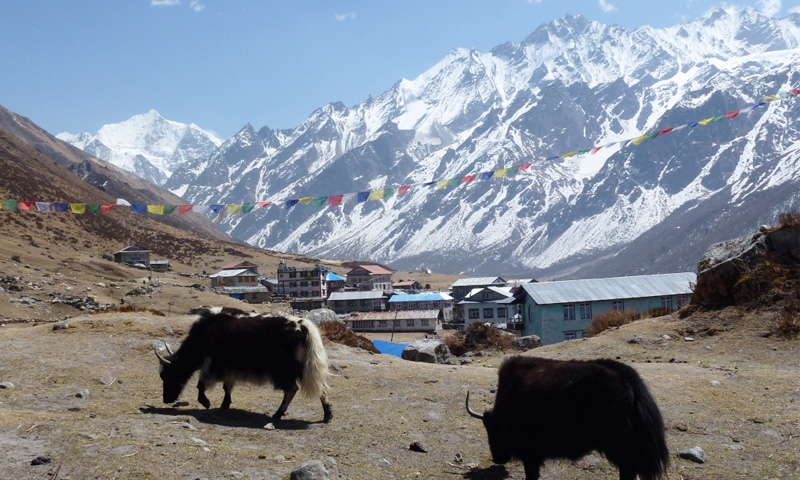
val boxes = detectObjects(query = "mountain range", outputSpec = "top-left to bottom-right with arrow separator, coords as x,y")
57,7 -> 800,279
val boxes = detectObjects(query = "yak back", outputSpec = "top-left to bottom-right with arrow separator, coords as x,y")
493,355 -> 655,463
173,308 -> 309,391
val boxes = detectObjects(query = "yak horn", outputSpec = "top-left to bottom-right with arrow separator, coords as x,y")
165,343 -> 174,355
154,345 -> 171,365
465,391 -> 484,420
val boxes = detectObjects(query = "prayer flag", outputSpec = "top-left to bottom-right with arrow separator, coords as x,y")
356,191 -> 370,203
163,205 -> 178,215
256,201 -> 272,208
342,193 -> 357,205
398,185 -> 410,194
461,174 -> 476,183
242,203 -> 256,213
327,194 -> 343,206
658,127 -> 674,136
209,205 -> 224,214
53,202 -> 68,212
225,204 -> 243,214
311,197 -> 327,206
147,205 -> 165,215
478,172 -> 493,180
131,204 -> 147,214
193,205 -> 211,214
70,203 -> 86,214
36,202 -> 52,213
493,169 -> 508,178
369,190 -> 385,200
18,201 -> 35,211
116,198 -> 132,206
178,204 -> 193,214
283,199 -> 299,209
724,110 -> 739,119
435,180 -> 449,189
2,200 -> 18,211
87,204 -> 101,214
298,197 -> 313,204
100,204 -> 116,214
519,163 -> 532,171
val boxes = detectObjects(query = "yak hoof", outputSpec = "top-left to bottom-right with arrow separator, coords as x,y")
199,398 -> 211,409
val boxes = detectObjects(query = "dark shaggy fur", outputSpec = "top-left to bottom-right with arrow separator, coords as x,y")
156,307 -> 332,423
467,355 -> 668,480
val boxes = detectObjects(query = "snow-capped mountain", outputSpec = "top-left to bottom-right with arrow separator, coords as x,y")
57,110 -> 222,186
149,9 -> 800,278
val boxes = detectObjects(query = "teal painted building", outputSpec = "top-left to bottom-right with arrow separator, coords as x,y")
518,272 -> 695,345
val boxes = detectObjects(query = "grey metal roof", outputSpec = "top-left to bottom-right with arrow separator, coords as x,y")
344,309 -> 441,321
519,272 -> 696,305
209,268 -> 253,278
328,291 -> 386,301
450,276 -> 506,287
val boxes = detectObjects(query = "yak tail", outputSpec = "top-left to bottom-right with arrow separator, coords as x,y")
297,318 -> 330,400
629,371 -> 670,480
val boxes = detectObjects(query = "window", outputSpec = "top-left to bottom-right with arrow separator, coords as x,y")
421,319 -> 429,327
661,296 -> 673,310
482,292 -> 492,300
468,308 -> 480,319
406,319 -> 415,327
563,304 -> 575,321
612,300 -> 624,311
497,307 -> 507,318
300,281 -> 308,287
564,331 -> 578,340
483,308 -> 494,319
289,272 -> 297,278
677,294 -> 690,308
378,321 -> 387,328
289,282 -> 297,288
580,302 -> 592,320
352,320 -> 374,329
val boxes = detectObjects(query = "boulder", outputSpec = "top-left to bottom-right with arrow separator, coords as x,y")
401,339 -> 452,364
516,335 -> 542,350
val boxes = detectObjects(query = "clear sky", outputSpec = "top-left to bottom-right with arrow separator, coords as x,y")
2,0 -> 798,139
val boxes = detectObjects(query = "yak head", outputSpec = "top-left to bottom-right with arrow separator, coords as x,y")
154,344 -> 189,404
466,391 -> 511,465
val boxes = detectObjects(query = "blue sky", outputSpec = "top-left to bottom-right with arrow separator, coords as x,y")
2,0 -> 798,139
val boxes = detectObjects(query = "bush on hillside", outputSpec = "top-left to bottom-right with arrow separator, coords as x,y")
442,322 -> 516,356
585,309 -> 640,337
318,320 -> 379,353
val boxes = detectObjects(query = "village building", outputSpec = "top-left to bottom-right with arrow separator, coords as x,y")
209,260 -> 269,303
346,264 -> 394,292
113,246 -> 152,267
517,272 -> 695,345
342,309 -> 441,334
276,260 -> 345,298
458,286 -> 522,331
326,291 -> 387,314
387,292 -> 453,323
149,259 -> 172,272
449,276 -> 507,302
392,280 -> 423,291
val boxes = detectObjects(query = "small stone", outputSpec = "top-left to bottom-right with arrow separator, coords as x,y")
75,389 -> 90,399
408,441 -> 427,453
263,422 -> 276,430
31,456 -> 51,466
710,380 -> 721,386
678,446 -> 706,463
684,337 -> 694,342
172,400 -> 190,407
52,321 -> 69,331
0,381 -> 15,389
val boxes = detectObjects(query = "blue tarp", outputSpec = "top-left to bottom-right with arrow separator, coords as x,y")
372,339 -> 407,358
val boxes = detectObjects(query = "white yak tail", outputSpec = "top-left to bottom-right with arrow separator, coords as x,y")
297,318 -> 330,400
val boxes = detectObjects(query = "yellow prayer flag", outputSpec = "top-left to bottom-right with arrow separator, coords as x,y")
698,117 -> 715,126
225,203 -> 243,214
493,169 -> 508,178
297,197 -> 314,204
147,204 -> 165,215
368,190 -> 385,200
631,135 -> 649,145
436,180 -> 449,189
70,203 -> 86,214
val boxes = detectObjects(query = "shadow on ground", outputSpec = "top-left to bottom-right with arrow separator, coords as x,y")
138,405 -> 313,430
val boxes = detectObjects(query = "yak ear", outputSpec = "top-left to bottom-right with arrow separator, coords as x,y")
154,345 -> 172,365
465,391 -> 484,420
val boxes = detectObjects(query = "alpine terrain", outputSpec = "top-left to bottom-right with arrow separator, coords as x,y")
66,8 -> 800,279
57,110 -> 222,187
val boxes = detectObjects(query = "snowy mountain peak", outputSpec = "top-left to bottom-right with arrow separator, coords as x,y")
57,111 -> 222,186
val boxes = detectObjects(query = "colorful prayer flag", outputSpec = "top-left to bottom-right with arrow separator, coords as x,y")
70,203 -> 86,214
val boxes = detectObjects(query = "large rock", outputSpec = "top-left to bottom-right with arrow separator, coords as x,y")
304,308 -> 340,326
401,339 -> 452,364
516,335 -> 542,350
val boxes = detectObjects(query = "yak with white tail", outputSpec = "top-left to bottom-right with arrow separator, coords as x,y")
155,307 -> 332,423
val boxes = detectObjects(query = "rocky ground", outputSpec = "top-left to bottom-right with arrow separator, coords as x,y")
1,304 -> 798,480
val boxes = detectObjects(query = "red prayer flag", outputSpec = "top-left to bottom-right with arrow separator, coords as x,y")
256,201 -> 272,208
397,185 -> 410,194
100,204 -> 116,214
519,163 -> 532,170
177,204 -> 193,214
18,201 -> 35,211
461,174 -> 476,183
590,146 -> 602,154
724,110 -> 739,119
327,194 -> 343,207
658,127 -> 674,136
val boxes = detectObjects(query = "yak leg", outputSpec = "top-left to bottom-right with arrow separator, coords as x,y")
271,384 -> 299,421
320,392 -> 333,423
522,460 -> 541,480
220,381 -> 234,410
617,467 -> 637,480
196,379 -> 211,409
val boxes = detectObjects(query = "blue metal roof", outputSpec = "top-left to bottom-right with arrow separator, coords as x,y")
388,292 -> 450,303
326,272 -> 345,281
519,272 -> 696,305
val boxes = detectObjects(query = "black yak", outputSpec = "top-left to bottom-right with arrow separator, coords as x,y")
466,355 -> 668,480
155,306 -> 332,423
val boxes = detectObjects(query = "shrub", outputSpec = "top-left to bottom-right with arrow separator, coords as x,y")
93,304 -> 165,316
773,290 -> 800,339
642,307 -> 674,318
585,309 -> 639,337
318,320 -> 379,353
442,322 -> 516,356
